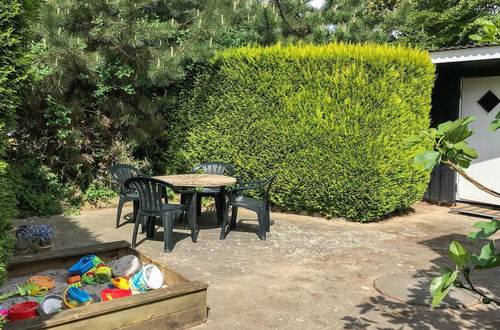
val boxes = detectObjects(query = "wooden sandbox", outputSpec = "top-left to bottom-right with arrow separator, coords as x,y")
5,241 -> 208,329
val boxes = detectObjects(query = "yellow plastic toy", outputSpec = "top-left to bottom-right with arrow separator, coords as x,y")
95,266 -> 112,283
111,277 -> 130,290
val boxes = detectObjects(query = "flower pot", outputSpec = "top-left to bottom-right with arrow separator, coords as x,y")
39,244 -> 53,250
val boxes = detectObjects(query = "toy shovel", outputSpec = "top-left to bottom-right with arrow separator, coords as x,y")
0,282 -> 47,300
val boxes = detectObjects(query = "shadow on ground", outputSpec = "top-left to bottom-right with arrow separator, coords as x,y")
13,214 -> 103,252
341,233 -> 500,329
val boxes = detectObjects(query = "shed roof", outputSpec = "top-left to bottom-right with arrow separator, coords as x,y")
429,44 -> 500,64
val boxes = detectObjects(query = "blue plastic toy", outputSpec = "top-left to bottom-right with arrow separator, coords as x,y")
69,255 -> 97,275
63,287 -> 92,308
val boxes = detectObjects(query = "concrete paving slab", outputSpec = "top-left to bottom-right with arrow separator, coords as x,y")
16,202 -> 500,329
374,272 -> 479,308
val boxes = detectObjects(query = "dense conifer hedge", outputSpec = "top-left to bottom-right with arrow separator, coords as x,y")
0,0 -> 35,283
167,43 -> 435,222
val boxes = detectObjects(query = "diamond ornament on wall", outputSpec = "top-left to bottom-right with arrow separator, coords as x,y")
477,90 -> 500,114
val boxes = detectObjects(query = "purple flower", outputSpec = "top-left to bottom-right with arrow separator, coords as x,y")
16,222 -> 56,246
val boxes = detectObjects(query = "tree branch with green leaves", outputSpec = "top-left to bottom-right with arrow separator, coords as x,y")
404,116 -> 500,198
404,108 -> 500,307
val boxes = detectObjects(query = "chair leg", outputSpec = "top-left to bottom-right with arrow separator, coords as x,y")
116,199 -> 124,228
266,207 -> 271,233
141,216 -> 146,233
230,206 -> 238,229
132,200 -> 139,223
163,213 -> 174,253
132,211 -> 142,247
220,203 -> 231,240
196,195 -> 202,216
257,209 -> 266,241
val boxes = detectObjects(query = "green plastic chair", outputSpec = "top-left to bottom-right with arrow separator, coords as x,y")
220,174 -> 277,240
109,164 -> 147,228
125,177 -> 196,252
191,162 -> 235,224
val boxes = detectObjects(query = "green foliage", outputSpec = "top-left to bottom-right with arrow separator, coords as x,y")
469,15 -> 500,44
0,163 -> 16,285
166,43 -> 435,222
405,116 -> 478,169
430,219 -> 500,307
490,111 -> 500,132
430,266 -> 458,307
0,0 -> 37,286
14,0 -> 330,216
83,183 -> 117,205
399,0 -> 499,49
10,156 -> 70,216
322,0 -> 411,44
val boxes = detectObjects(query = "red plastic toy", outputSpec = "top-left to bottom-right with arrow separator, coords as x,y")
8,301 -> 39,321
100,289 -> 131,301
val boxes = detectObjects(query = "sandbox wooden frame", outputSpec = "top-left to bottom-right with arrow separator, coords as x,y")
5,241 -> 208,329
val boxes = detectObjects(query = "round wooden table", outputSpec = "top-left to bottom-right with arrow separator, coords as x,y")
154,174 -> 236,188
154,174 -> 237,242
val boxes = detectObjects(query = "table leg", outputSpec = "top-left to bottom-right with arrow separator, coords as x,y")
187,192 -> 198,243
146,216 -> 155,238
216,187 -> 226,226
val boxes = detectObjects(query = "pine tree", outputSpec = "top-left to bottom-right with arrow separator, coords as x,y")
14,0 -> 325,213
398,0 -> 499,49
321,0 -> 410,44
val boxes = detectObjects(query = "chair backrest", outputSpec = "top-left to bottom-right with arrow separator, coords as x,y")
125,177 -> 178,213
262,174 -> 277,202
192,162 -> 235,176
109,164 -> 145,194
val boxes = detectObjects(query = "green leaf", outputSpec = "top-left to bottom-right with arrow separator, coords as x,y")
469,34 -> 485,41
489,112 -> 500,132
454,141 -> 478,159
448,241 -> 470,267
471,241 -> 500,270
414,151 -> 441,171
468,219 -> 500,240
403,135 -> 422,148
474,18 -> 496,28
430,267 -> 453,294
430,268 -> 458,307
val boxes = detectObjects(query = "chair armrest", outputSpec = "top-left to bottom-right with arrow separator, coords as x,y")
229,185 -> 262,196
236,180 -> 267,187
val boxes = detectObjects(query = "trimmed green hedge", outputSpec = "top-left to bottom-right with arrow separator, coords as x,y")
166,43 -> 435,222
0,0 -> 36,283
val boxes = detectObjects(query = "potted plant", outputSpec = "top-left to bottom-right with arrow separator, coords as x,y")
15,222 -> 56,252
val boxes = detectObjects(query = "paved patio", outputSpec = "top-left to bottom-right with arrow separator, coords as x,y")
22,203 -> 500,329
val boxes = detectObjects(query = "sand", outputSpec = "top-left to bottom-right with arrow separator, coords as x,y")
0,260 -> 120,311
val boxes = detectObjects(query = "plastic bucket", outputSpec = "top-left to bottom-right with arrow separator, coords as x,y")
129,264 -> 163,291
8,301 -> 39,321
63,287 -> 92,308
100,289 -> 131,301
112,255 -> 142,278
39,294 -> 64,315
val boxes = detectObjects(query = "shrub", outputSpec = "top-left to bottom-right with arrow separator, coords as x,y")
84,183 -> 118,206
11,156 -> 70,217
166,43 -> 435,222
0,0 -> 37,285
